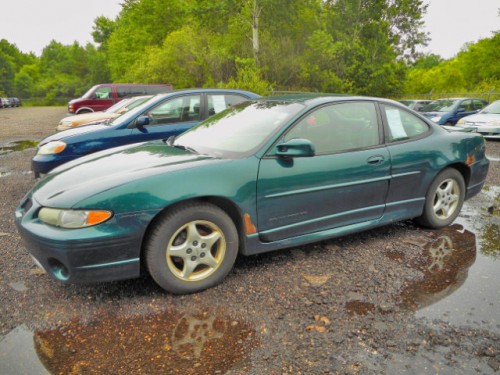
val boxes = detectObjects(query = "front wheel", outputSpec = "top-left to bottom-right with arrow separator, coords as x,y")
415,168 -> 465,229
145,203 -> 238,294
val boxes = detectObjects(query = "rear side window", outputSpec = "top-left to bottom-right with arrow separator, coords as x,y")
473,99 -> 486,110
384,105 -> 429,142
117,86 -> 130,98
207,94 -> 249,115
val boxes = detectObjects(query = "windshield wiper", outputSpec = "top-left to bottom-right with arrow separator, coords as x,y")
164,136 -> 198,154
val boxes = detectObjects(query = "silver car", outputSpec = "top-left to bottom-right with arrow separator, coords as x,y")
456,100 -> 500,139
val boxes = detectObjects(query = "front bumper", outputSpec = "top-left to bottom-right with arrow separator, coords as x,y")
14,194 -> 155,285
456,124 -> 500,139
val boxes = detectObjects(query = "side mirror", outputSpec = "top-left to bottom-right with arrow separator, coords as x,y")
275,138 -> 315,158
457,107 -> 465,113
135,115 -> 150,129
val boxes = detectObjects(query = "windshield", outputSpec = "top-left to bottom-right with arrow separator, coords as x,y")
174,100 -> 305,158
104,98 -> 132,113
423,99 -> 459,112
480,100 -> 500,114
81,85 -> 99,99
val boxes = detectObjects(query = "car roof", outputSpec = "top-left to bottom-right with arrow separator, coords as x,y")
257,93 -> 400,108
163,88 -> 260,97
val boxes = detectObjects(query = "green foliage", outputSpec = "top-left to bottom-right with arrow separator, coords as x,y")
0,0 -> 497,103
218,58 -> 273,95
404,33 -> 500,95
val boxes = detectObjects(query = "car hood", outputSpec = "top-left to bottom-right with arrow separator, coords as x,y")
40,124 -> 111,144
32,141 -> 218,208
459,113 -> 500,124
60,112 -> 118,125
421,111 -> 446,118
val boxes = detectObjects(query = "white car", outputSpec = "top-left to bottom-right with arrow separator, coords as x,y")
456,100 -> 500,139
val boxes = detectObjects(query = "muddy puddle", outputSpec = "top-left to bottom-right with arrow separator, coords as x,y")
0,308 -> 257,374
0,140 -> 38,155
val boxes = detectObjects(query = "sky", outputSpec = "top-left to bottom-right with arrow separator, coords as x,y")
0,0 -> 498,59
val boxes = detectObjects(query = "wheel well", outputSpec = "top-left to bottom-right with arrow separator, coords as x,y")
75,108 -> 93,114
139,197 -> 246,269
447,162 -> 470,186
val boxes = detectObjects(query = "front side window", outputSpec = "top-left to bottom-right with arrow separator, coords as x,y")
94,86 -> 112,99
460,100 -> 473,112
384,106 -> 429,142
284,102 -> 380,154
147,95 -> 201,125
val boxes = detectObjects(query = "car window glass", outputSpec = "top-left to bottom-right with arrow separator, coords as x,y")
130,86 -> 145,96
460,100 -> 472,112
207,94 -> 248,115
384,105 -> 429,142
147,95 -> 201,125
117,86 -> 130,98
283,102 -> 380,154
94,86 -> 112,99
473,100 -> 486,110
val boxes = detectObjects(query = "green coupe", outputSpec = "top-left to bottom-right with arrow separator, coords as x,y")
15,95 -> 489,294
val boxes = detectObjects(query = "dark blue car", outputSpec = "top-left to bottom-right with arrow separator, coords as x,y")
32,89 -> 259,177
421,98 -> 488,125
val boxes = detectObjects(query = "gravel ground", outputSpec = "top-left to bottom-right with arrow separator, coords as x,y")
0,107 -> 499,374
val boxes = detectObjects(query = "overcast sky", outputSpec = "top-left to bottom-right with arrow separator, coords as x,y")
0,0 -> 498,59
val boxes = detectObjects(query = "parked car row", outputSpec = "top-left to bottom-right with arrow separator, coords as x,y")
1,97 -> 21,108
400,97 -> 500,138
15,88 -> 490,295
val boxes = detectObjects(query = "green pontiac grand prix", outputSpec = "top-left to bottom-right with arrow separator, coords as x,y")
15,95 -> 489,294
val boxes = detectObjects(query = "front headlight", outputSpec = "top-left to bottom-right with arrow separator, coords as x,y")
59,120 -> 74,127
431,116 -> 442,122
38,208 -> 113,228
38,141 -> 67,155
457,119 -> 465,125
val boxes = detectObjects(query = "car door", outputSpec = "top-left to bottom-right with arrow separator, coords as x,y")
256,101 -> 391,242
381,104 -> 434,219
454,99 -> 476,123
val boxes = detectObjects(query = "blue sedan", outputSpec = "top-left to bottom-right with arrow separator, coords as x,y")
32,89 -> 259,177
421,97 -> 488,125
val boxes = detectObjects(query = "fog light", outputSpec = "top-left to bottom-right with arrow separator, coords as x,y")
48,258 -> 70,281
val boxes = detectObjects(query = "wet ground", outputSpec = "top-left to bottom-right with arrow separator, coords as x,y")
0,107 -> 499,374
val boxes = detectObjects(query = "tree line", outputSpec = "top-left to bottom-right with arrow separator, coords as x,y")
0,0 -> 498,103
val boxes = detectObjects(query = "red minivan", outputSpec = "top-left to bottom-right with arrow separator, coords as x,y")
67,83 -> 173,114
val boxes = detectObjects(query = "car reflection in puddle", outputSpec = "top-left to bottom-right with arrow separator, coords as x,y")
398,225 -> 476,311
0,309 -> 257,374
345,225 -> 477,318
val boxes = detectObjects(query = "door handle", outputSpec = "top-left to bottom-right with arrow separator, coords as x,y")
367,155 -> 384,165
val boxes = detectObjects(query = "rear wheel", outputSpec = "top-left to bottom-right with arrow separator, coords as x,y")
145,203 -> 238,294
415,168 -> 465,228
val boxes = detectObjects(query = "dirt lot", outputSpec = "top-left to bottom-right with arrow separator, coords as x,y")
0,107 -> 499,374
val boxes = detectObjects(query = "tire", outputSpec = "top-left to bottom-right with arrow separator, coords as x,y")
145,202 -> 238,294
415,168 -> 465,229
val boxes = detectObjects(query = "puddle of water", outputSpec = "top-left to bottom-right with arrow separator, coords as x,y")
0,140 -> 39,155
0,309 -> 257,374
399,225 -> 476,311
0,325 -> 50,375
413,194 -> 500,334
